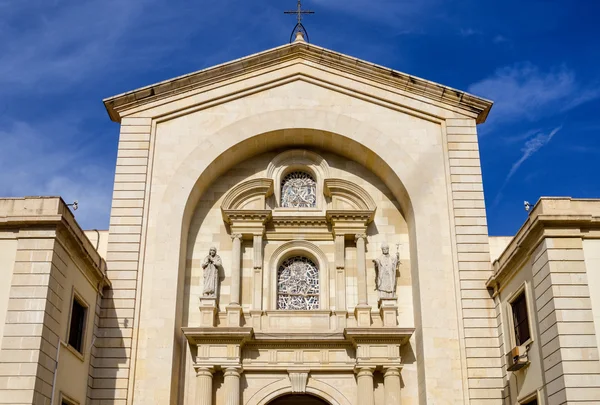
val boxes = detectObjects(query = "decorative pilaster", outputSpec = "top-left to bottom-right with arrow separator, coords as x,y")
384,367 -> 402,405
230,233 -> 242,305
227,233 -> 243,327
356,367 -> 375,405
195,367 -> 214,405
251,234 -> 263,329
354,233 -> 371,326
334,234 -> 348,328
224,367 -> 241,405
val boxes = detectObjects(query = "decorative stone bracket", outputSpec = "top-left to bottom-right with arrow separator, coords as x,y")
288,370 -> 309,393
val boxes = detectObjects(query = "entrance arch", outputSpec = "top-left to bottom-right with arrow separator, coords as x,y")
268,394 -> 330,405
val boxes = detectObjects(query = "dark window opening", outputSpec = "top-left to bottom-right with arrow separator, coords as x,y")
511,291 -> 531,346
522,398 -> 538,405
68,297 -> 87,353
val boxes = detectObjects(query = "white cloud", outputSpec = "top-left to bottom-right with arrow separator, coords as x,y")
469,63 -> 599,124
492,126 -> 562,206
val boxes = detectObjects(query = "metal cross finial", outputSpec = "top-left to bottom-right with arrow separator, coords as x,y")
284,0 -> 315,43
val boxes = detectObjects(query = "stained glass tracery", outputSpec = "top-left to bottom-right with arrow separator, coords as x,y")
277,256 -> 320,310
281,171 -> 317,208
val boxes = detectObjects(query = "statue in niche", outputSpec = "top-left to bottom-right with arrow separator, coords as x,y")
202,247 -> 222,298
373,243 -> 400,299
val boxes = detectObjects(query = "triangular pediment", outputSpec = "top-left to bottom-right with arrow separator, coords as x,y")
104,40 -> 492,123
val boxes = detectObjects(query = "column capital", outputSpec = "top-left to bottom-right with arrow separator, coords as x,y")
195,367 -> 214,377
355,366 -> 375,377
383,367 -> 401,377
231,233 -> 243,240
224,367 -> 242,377
355,233 -> 367,242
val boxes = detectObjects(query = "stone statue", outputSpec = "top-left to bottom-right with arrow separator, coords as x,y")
373,243 -> 400,299
202,247 -> 222,297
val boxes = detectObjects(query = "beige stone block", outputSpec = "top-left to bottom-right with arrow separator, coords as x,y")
0,389 -> 34,403
112,190 -> 146,200
546,249 -> 585,261
104,270 -> 138,280
117,149 -> 149,158
450,166 -> 482,176
453,191 -> 485,200
447,134 -> 477,143
107,225 -> 142,234
107,233 -> 141,243
110,207 -> 144,217
115,165 -> 148,175
446,125 -> 477,134
448,142 -> 479,151
452,182 -> 484,192
446,118 -> 477,127
448,150 -> 481,159
451,174 -> 483,184
113,182 -> 146,191
106,242 -> 140,252
115,157 -> 148,166
120,126 -> 151,135
449,158 -> 481,167
466,366 -> 503,378
462,298 -> 495,309
118,141 -> 150,150
106,251 -> 139,262
109,217 -> 142,226
462,308 -> 496,318
114,174 -> 147,183
107,261 -> 139,270
456,225 -> 488,235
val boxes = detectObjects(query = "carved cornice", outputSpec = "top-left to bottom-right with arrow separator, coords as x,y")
182,327 -> 254,345
324,179 -> 377,212
271,215 -> 328,228
221,178 -> 273,211
104,41 -> 493,124
344,327 -> 414,345
222,209 -> 272,224
487,197 -> 600,292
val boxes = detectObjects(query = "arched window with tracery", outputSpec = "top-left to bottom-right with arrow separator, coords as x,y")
280,171 -> 317,208
277,256 -> 320,310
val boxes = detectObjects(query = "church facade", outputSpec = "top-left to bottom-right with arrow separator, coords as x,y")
1,33 -> 600,405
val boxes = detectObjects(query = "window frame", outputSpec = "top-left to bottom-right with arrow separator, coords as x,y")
59,391 -> 79,405
66,288 -> 89,356
276,255 -> 320,310
519,389 -> 543,405
506,282 -> 534,349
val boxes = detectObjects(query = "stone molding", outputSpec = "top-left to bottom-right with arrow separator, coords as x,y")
267,149 -> 330,210
323,178 -> 377,211
220,178 -> 274,210
267,240 -> 330,311
103,41 -> 492,124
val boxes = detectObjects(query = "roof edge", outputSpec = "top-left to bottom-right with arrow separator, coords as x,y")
103,41 -> 493,124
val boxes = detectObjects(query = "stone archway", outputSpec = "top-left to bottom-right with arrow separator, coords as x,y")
268,394 -> 330,405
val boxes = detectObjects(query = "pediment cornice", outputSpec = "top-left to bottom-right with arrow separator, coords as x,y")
104,41 -> 493,123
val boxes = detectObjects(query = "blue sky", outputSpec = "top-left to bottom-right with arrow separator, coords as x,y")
1,0 -> 599,236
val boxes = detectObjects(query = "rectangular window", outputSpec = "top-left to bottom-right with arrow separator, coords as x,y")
68,297 -> 87,353
511,291 -> 531,346
522,397 -> 538,405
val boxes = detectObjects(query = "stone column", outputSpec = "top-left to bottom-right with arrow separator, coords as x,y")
195,367 -> 214,405
250,233 -> 264,329
230,233 -> 242,305
356,367 -> 375,405
354,234 -> 371,326
355,233 -> 368,305
224,367 -> 241,405
384,367 -> 402,405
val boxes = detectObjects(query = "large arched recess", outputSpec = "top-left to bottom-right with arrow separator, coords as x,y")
134,109 -> 464,405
